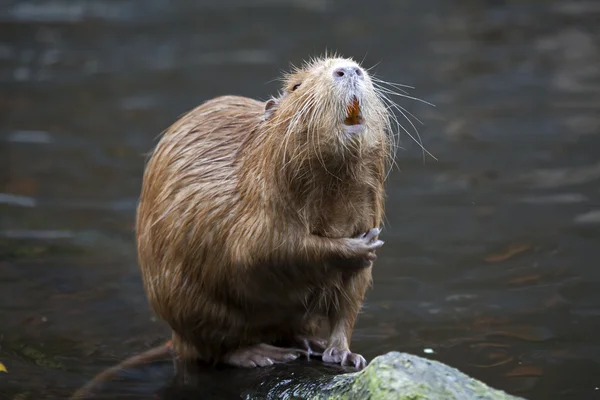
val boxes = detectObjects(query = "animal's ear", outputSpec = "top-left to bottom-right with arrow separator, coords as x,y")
264,98 -> 278,120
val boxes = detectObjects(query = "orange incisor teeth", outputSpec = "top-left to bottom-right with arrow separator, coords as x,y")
344,97 -> 361,126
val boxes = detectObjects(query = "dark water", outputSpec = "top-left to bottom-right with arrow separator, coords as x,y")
1,0 -> 600,399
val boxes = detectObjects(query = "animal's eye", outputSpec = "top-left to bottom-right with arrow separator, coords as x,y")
292,83 -> 301,91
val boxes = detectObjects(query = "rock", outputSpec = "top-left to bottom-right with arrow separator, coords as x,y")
242,352 -> 524,400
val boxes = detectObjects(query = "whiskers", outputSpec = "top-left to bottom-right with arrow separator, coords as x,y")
267,89 -> 324,184
371,76 -> 437,166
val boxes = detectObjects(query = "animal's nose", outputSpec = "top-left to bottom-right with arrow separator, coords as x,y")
332,65 -> 364,80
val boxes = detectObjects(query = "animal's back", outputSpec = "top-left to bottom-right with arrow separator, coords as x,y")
136,95 -> 263,323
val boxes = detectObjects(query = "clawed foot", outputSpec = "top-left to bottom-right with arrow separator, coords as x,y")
345,227 -> 384,267
322,346 -> 367,370
292,336 -> 327,357
223,343 -> 307,368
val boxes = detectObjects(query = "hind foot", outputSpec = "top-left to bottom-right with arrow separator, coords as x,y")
224,343 -> 306,368
322,346 -> 367,370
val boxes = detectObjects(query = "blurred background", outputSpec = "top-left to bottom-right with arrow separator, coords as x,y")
1,0 -> 599,399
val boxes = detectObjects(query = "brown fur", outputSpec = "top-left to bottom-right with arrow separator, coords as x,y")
136,56 -> 391,366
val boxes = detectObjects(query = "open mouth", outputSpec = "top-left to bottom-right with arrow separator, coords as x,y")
344,96 -> 363,126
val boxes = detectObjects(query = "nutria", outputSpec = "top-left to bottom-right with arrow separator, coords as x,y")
72,55 -> 395,398
136,55 -> 391,372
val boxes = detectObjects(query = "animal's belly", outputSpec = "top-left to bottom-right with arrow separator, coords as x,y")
240,271 -> 331,327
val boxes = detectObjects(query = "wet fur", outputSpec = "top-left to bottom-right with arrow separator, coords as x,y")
136,56 -> 392,364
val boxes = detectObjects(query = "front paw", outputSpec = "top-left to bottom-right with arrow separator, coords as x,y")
292,336 -> 327,357
322,346 -> 367,370
345,227 -> 384,261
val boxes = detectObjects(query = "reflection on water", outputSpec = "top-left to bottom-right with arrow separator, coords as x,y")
1,0 -> 599,399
